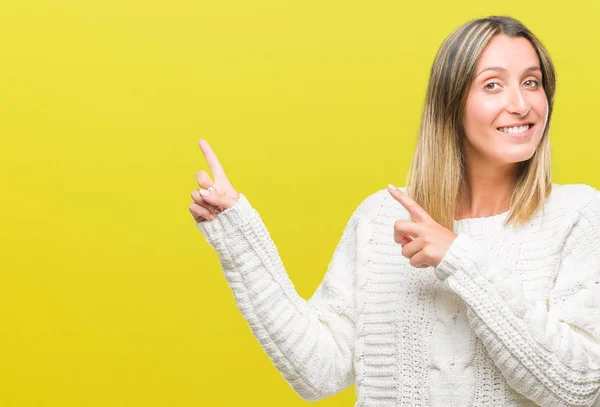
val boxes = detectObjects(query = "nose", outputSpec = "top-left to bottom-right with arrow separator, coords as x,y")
506,86 -> 530,116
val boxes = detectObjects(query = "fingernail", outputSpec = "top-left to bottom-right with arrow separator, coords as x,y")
388,184 -> 400,191
199,188 -> 210,197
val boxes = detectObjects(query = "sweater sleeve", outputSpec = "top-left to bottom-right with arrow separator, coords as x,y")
196,193 -> 362,401
434,187 -> 600,407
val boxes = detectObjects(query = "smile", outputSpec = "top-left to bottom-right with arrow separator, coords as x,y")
496,123 -> 535,139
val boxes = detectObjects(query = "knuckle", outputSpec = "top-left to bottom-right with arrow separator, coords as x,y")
195,171 -> 213,187
189,202 -> 204,213
189,204 -> 203,219
196,204 -> 214,220
191,190 -> 207,205
200,200 -> 216,211
422,247 -> 431,257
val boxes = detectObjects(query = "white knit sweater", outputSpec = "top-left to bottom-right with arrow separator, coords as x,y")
197,183 -> 600,407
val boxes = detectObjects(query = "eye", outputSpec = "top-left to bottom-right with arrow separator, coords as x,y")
524,79 -> 540,88
484,82 -> 500,91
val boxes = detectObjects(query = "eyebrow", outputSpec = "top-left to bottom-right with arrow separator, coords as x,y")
475,66 -> 542,78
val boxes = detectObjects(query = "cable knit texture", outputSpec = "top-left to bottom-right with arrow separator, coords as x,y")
196,183 -> 600,407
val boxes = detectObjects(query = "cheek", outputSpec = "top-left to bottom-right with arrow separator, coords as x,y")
464,95 -> 503,134
530,92 -> 549,121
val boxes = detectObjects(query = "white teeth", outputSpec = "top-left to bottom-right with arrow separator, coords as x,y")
498,124 -> 531,134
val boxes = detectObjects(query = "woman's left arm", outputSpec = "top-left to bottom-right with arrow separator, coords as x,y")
435,189 -> 600,407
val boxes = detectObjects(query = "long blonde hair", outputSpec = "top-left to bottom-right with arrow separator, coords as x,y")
406,16 -> 556,230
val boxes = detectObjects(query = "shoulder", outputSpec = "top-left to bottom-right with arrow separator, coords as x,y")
357,188 -> 387,212
356,186 -> 411,221
550,183 -> 600,212
548,184 -> 600,232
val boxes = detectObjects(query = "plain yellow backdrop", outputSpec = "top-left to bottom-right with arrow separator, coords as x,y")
1,0 -> 599,405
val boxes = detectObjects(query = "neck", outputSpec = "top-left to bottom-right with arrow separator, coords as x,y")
456,161 -> 520,220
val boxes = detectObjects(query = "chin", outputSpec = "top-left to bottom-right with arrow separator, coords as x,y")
497,149 -> 537,164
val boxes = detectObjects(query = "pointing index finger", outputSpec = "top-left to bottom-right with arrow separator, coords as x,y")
388,184 -> 431,223
199,139 -> 229,183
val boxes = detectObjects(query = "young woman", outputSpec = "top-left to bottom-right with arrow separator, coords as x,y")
189,16 -> 600,407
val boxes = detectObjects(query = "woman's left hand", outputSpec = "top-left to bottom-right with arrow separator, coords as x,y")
388,184 -> 458,269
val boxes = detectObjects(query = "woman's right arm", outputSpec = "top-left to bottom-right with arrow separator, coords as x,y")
196,192 -> 363,401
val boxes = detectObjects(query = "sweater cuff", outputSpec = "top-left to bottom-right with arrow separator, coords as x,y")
434,233 -> 486,281
195,193 -> 255,238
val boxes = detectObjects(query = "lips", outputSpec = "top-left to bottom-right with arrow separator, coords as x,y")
497,123 -> 535,138
497,123 -> 533,133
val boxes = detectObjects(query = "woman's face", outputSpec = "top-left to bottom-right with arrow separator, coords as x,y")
462,34 -> 548,168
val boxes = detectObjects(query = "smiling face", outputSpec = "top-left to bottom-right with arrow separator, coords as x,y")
462,34 -> 549,169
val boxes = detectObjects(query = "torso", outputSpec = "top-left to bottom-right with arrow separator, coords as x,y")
351,183 -> 594,406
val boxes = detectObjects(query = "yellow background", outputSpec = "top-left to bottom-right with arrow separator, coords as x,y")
1,0 -> 599,405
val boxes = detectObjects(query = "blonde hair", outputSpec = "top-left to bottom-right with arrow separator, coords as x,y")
405,16 -> 556,230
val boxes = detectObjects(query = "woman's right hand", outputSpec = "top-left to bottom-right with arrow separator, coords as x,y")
189,139 -> 240,223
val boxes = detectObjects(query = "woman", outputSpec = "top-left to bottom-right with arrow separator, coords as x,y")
189,16 -> 600,407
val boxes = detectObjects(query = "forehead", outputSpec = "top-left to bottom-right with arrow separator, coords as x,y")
477,34 -> 540,69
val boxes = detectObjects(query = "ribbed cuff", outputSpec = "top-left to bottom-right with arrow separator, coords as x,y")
196,193 -> 255,238
434,233 -> 486,281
